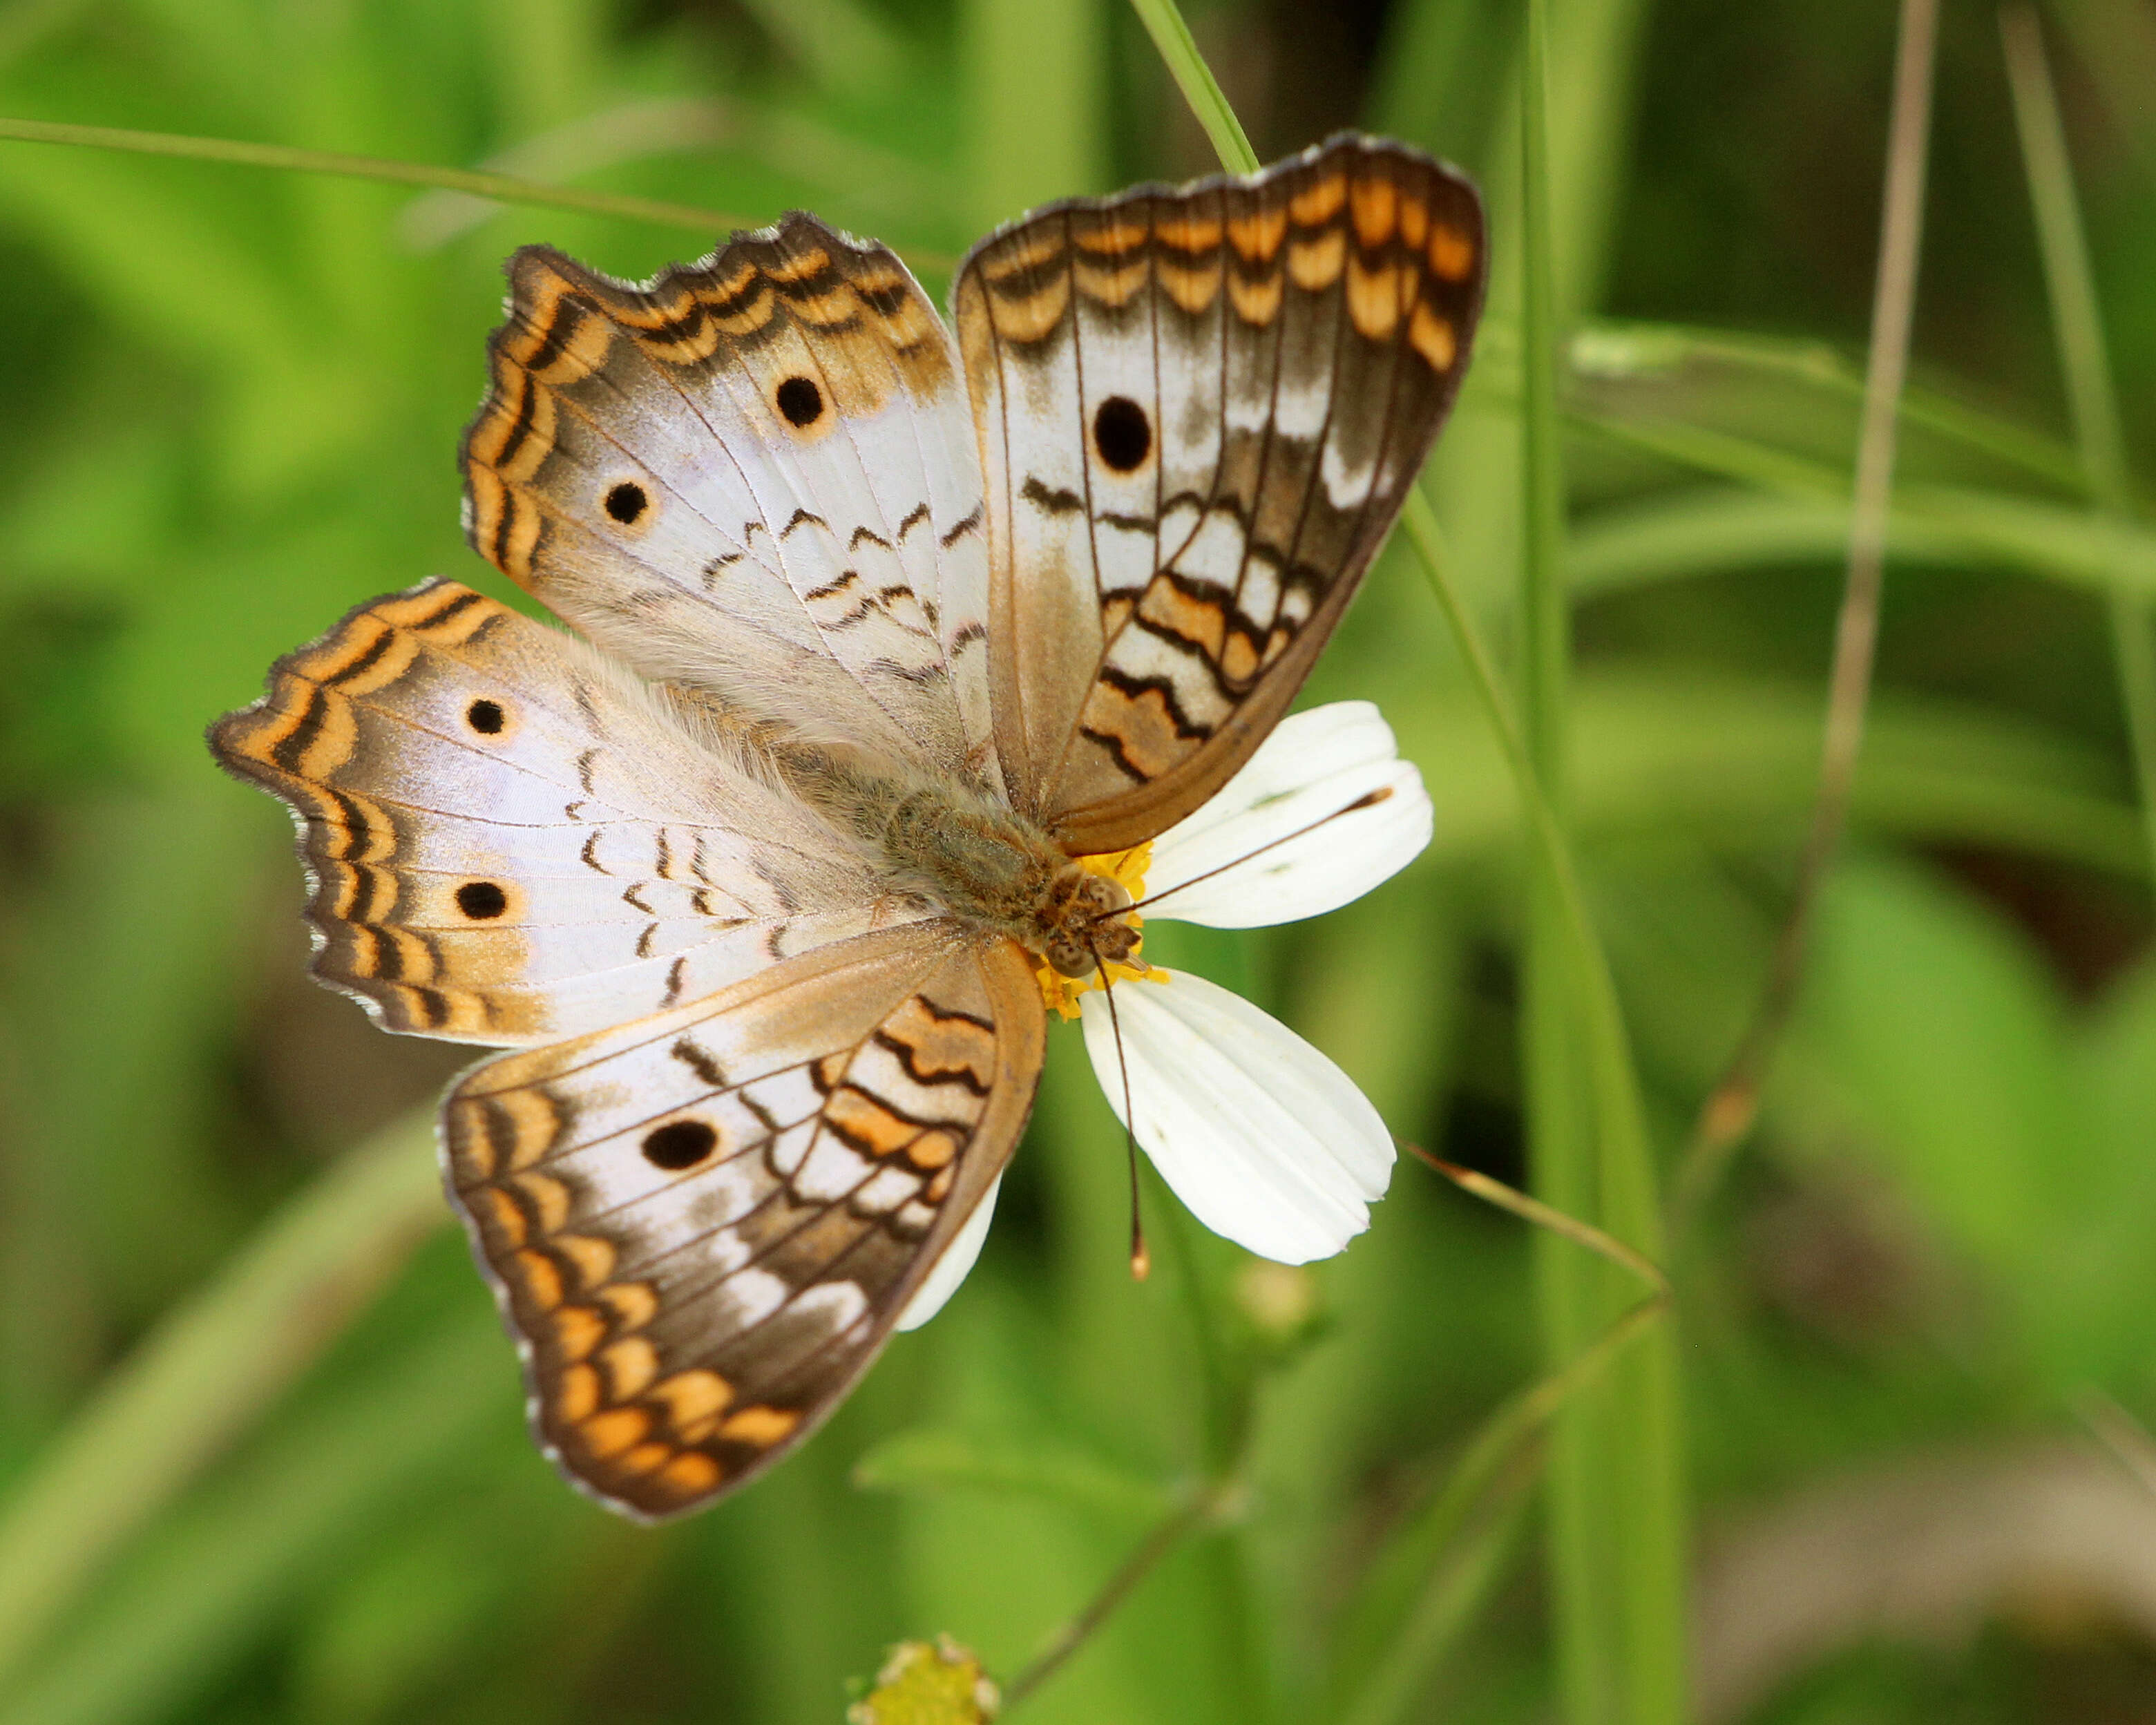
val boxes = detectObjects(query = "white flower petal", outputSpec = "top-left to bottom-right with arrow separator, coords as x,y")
893,1172 -> 1002,1331
1080,971 -> 1393,1264
1141,701 -> 1433,928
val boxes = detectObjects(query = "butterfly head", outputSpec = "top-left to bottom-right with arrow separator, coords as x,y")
1041,864 -> 1140,979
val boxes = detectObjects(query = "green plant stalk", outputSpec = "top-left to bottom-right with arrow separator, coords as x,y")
1518,3 -> 1610,1716
0,115 -> 756,236
993,1185 -> 1267,1714
1517,2 -> 1685,1717
1127,0 -> 1682,1714
0,1112 -> 443,1688
2000,3 -> 2156,885
1400,497 -> 1664,1226
1404,498 -> 1700,1724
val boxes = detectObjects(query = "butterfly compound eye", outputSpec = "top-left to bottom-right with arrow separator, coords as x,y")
776,374 -> 824,428
1092,396 -> 1151,473
642,1119 -> 718,1170
604,481 -> 649,525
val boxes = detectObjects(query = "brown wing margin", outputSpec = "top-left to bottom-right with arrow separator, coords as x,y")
207,579 -> 548,1042
439,926 -> 1046,1521
459,216 -> 955,595
956,133 -> 1486,855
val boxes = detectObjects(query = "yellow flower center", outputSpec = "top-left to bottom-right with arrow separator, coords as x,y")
1036,842 -> 1162,1020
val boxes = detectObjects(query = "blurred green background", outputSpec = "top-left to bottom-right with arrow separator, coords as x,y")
1,0 -> 2153,1720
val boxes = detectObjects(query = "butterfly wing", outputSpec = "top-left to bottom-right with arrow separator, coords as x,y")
210,579 -> 921,1045
461,217 -> 996,782
955,133 -> 1484,852
442,924 -> 1044,1519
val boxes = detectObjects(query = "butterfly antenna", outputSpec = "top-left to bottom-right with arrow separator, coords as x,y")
1091,785 -> 1396,923
1089,937 -> 1149,1282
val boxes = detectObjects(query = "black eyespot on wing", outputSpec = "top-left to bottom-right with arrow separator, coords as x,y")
776,375 -> 823,428
456,881 -> 508,919
466,698 -> 505,734
642,1118 -> 718,1170
604,482 -> 648,524
1092,396 -> 1151,473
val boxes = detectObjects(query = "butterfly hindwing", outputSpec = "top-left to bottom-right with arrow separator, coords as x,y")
955,133 -> 1485,852
441,925 -> 1045,1519
461,219 -> 998,782
210,580 -> 915,1045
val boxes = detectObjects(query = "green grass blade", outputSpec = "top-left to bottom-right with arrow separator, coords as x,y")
0,115 -> 756,236
1518,1 -> 1685,1717
0,1112 -> 442,1688
1565,318 -> 2089,493
1129,2 -> 1683,1716
1565,416 -> 2156,602
2001,2 -> 2156,886
1518,5 -> 1614,1717
1123,0 -> 1258,175
1565,487 -> 2156,607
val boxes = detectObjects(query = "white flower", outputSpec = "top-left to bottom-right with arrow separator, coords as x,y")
897,702 -> 1432,1329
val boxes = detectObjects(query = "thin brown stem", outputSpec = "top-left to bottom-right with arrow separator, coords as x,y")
1672,0 -> 1941,1223
1404,1143 -> 1668,1299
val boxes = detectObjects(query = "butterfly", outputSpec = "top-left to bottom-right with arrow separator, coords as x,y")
210,133 -> 1485,1521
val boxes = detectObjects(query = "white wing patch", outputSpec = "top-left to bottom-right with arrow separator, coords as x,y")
464,219 -> 999,788
211,580 -> 926,1044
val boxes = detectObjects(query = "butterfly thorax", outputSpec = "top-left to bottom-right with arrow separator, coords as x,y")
770,742 -> 1140,980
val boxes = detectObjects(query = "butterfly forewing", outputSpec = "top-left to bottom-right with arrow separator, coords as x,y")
956,134 -> 1485,852
461,219 -> 998,782
441,926 -> 1044,1519
209,580 -> 911,1044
